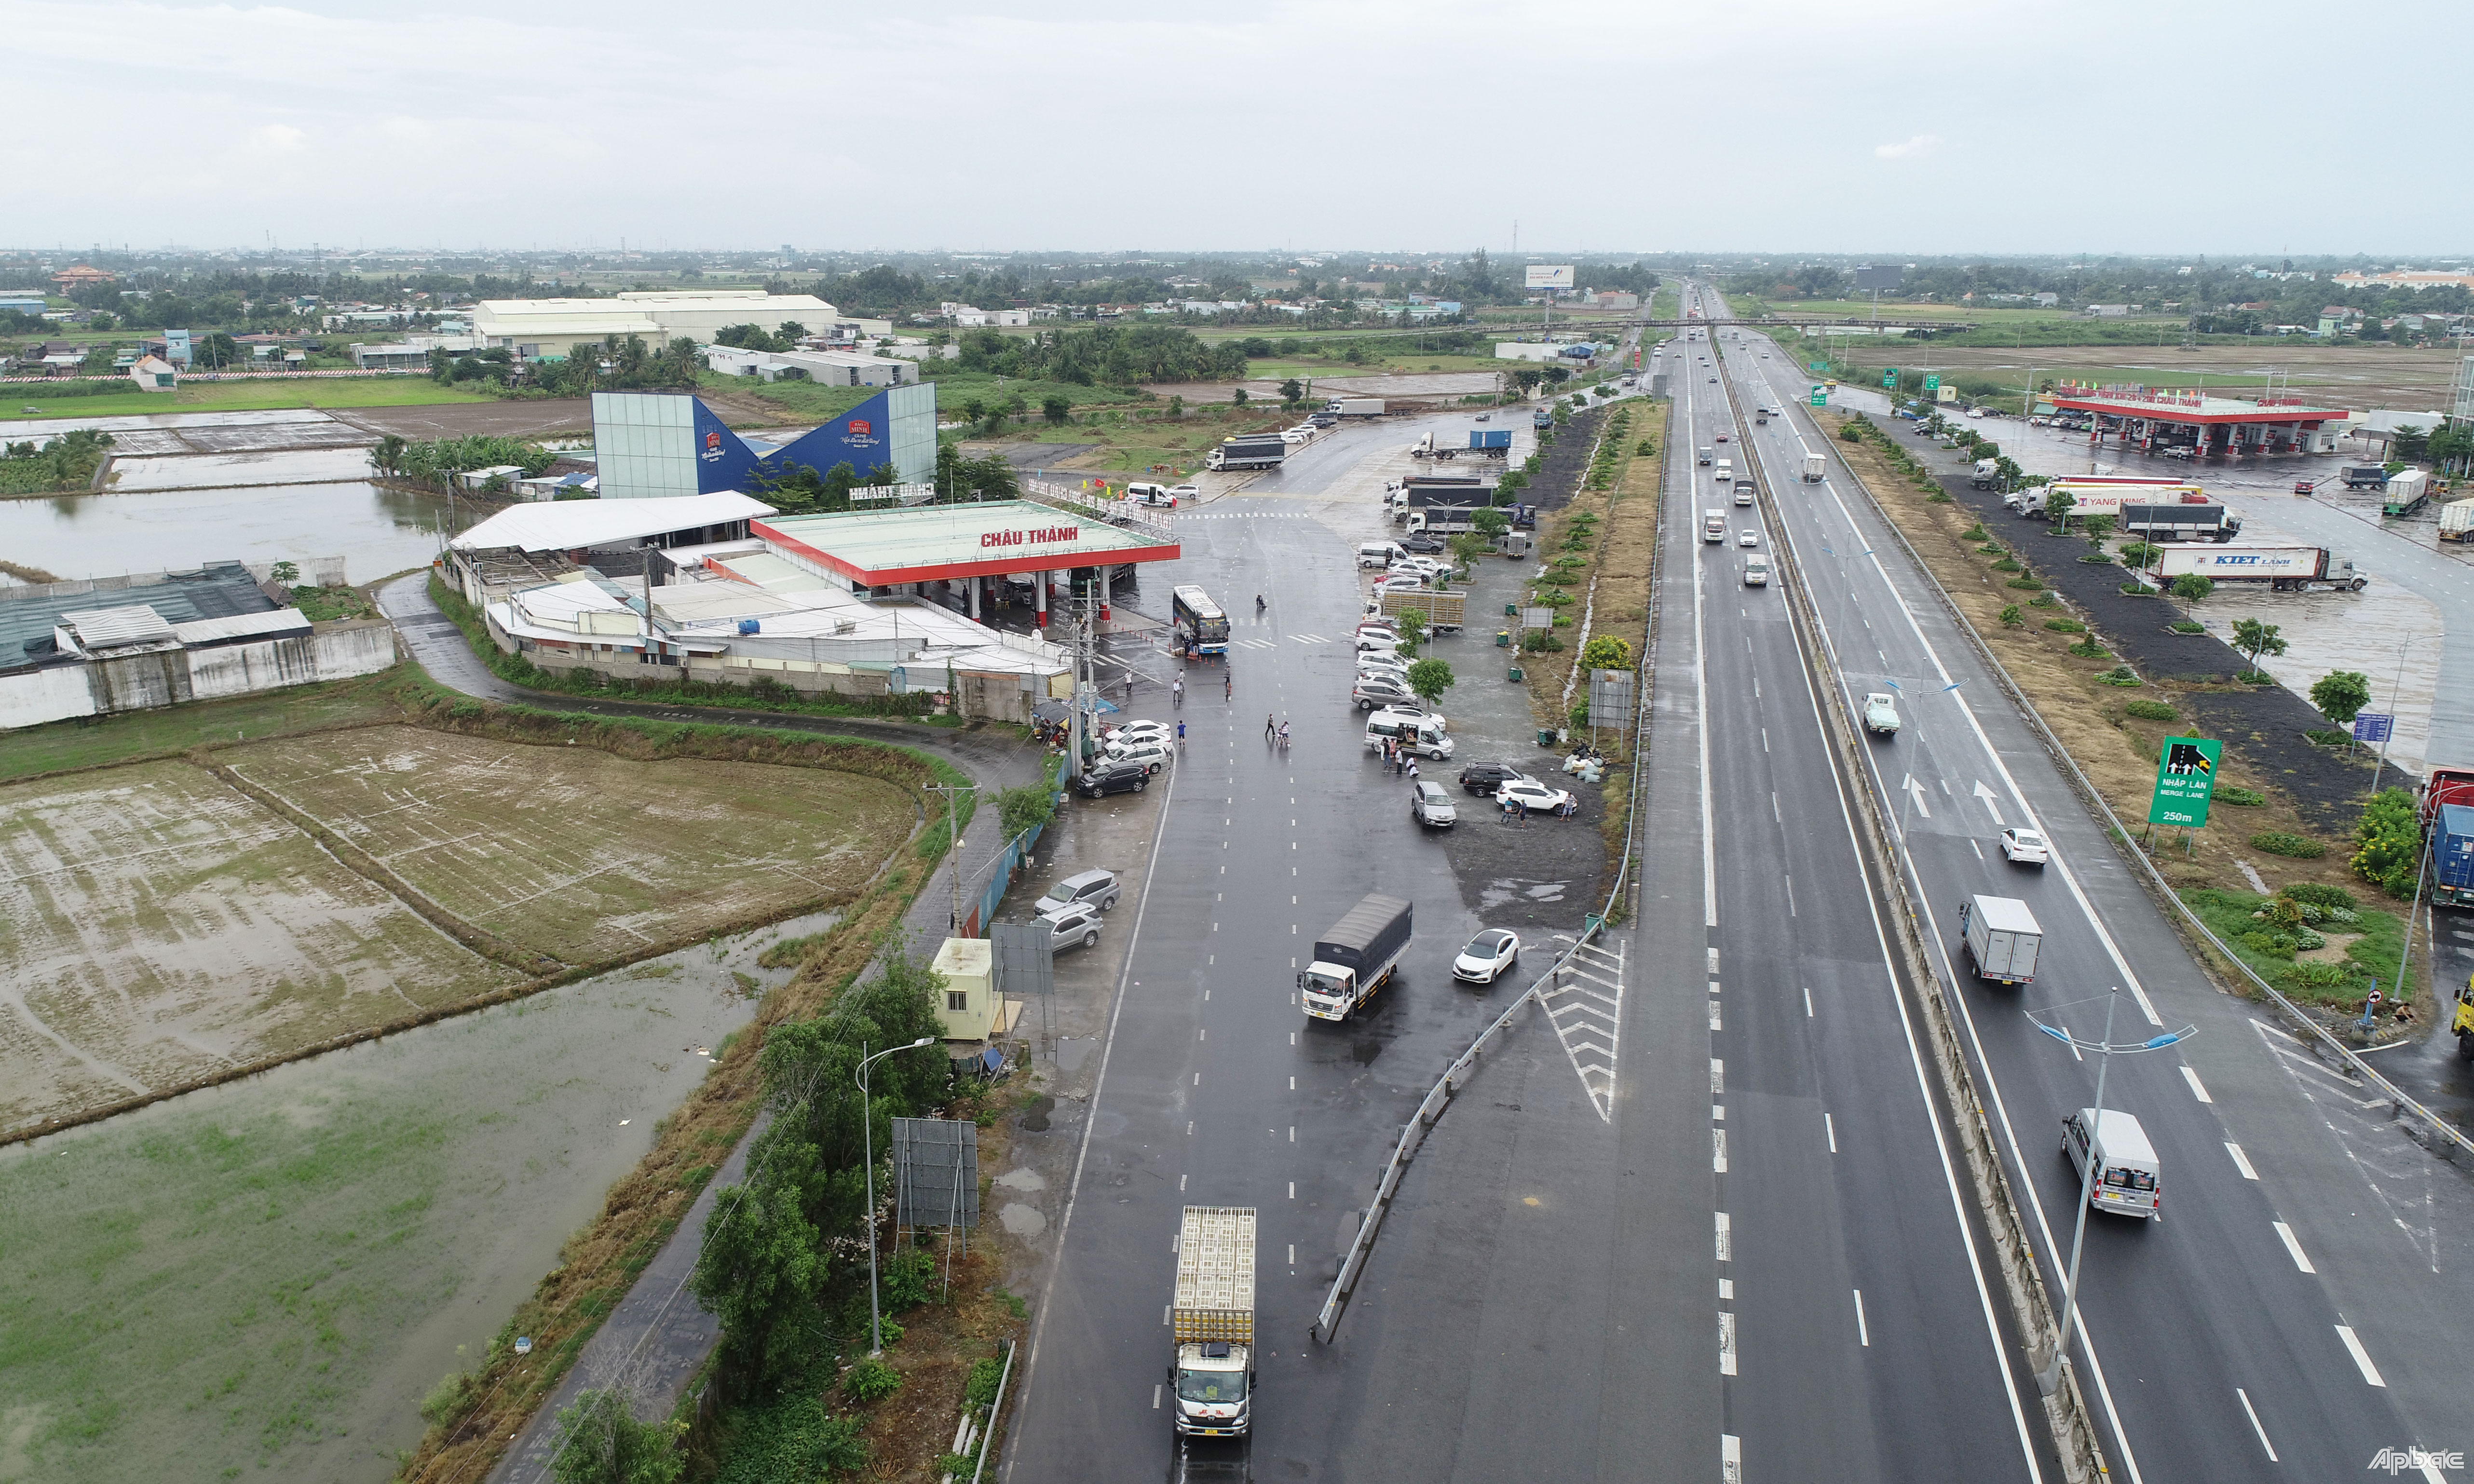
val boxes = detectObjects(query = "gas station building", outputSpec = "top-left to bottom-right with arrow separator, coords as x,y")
2042,384 -> 2353,457
754,500 -> 1181,627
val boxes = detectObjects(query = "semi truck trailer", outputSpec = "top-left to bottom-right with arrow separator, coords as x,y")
1412,429 -> 1511,460
1299,894 -> 1412,1021
1206,434 -> 1288,472
1326,397 -> 1386,418
2153,544 -> 2368,592
2120,503 -> 2243,542
1170,1206 -> 1256,1439
2439,498 -> 2474,543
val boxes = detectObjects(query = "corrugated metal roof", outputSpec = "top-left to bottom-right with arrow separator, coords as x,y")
452,491 -> 776,554
171,608 -> 313,645
60,604 -> 177,648
0,560 -> 277,667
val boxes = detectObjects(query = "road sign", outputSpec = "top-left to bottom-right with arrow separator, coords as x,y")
1524,264 -> 1575,290
1809,386 -> 1827,407
1881,369 -> 1899,389
2351,712 -> 2394,743
1809,361 -> 1825,372
1587,669 -> 1636,730
2146,735 -> 2222,828
1521,607 -> 1555,631
1924,374 -> 1940,391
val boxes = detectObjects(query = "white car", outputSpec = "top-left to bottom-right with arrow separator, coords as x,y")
1495,778 -> 1573,816
1280,428 -> 1312,444
1372,578 -> 1425,597
1999,827 -> 2050,866
1357,658 -> 1411,682
1452,929 -> 1521,984
1862,693 -> 1901,736
1107,720 -> 1173,745
1738,530 -> 1759,548
1102,738 -> 1171,773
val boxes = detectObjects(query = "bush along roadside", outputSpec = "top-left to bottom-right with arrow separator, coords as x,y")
2178,882 -> 2404,1012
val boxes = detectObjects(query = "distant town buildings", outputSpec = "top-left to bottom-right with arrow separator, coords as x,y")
2332,270 -> 2474,292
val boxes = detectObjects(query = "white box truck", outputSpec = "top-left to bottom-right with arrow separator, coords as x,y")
2440,497 -> 2474,544
1703,509 -> 1727,542
1802,446 -> 1826,483
1326,397 -> 1386,418
1170,1206 -> 1256,1438
1958,894 -> 2042,985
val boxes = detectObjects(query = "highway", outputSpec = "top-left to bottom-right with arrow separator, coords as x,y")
1702,286 -> 2445,1481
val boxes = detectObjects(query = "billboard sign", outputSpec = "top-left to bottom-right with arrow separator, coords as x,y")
2351,712 -> 2393,743
1524,264 -> 1575,290
1852,265 -> 1904,291
2147,735 -> 2222,827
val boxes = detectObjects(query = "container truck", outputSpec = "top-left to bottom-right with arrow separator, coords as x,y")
2153,544 -> 2368,592
1388,473 -> 1491,522
1206,433 -> 1287,472
2340,463 -> 2390,490
2431,803 -> 2474,912
1801,445 -> 1826,483
2440,497 -> 2474,543
1412,429 -> 1511,460
2425,766 -> 2474,828
1169,1206 -> 1256,1439
2039,480 -> 2209,523
1958,894 -> 2043,985
1380,589 -> 1466,632
1326,397 -> 1386,418
1299,894 -> 1413,1021
1703,509 -> 1727,542
2120,503 -> 2243,543
2382,467 -> 2430,517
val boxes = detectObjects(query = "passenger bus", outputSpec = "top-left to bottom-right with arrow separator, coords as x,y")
1171,585 -> 1229,656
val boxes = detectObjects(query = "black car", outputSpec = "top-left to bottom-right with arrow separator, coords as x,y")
1456,762 -> 1531,797
1075,761 -> 1150,798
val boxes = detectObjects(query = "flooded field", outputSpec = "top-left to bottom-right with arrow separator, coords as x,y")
0,479 -> 474,582
228,727 -> 917,963
0,911 -> 822,1484
0,759 -> 524,1131
103,445 -> 382,491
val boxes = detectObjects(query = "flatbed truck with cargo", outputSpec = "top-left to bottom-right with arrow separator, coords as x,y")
1169,1206 -> 1255,1439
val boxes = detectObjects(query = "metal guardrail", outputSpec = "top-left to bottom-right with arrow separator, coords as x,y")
1310,369 -> 1667,1346
1830,422 -> 2474,1165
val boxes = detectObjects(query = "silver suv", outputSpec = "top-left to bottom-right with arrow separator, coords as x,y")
1035,869 -> 1120,916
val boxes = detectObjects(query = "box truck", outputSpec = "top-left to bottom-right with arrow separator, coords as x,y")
1801,445 -> 1826,483
2439,497 -> 2474,543
2382,467 -> 2430,517
2154,544 -> 2368,592
1206,433 -> 1287,472
1299,894 -> 1413,1021
1703,509 -> 1728,542
1958,894 -> 2043,985
2120,503 -> 2243,543
1169,1206 -> 1256,1439
1326,397 -> 1386,418
2340,463 -> 2390,490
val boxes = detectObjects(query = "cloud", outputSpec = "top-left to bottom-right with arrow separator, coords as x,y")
1874,134 -> 1943,159
250,123 -> 306,152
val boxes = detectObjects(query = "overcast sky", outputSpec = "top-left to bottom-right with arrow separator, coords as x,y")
12,0 -> 2466,259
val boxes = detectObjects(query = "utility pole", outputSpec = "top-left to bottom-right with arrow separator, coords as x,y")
924,782 -> 977,934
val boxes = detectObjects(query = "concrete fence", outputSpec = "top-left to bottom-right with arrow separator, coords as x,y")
0,619 -> 400,730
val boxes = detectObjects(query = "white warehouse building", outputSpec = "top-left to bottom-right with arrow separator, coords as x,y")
473,289 -> 839,360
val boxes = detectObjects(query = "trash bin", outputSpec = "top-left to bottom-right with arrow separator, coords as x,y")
1504,603 -> 1519,617
1536,728 -> 1555,746
1508,667 -> 1524,682
1495,630 -> 1510,648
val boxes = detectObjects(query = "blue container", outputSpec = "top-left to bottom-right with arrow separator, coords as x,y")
2435,803 -> 2474,906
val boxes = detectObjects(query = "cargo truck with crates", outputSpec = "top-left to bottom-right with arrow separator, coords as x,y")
1169,1206 -> 1256,1440
1379,589 -> 1466,633
1299,894 -> 1412,1021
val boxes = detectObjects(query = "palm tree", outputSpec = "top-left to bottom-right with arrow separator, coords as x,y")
370,434 -> 408,475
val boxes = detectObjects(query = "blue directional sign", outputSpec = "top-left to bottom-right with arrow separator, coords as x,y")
2351,712 -> 2393,743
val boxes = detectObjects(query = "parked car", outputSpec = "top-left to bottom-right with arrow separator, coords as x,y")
1357,656 -> 1412,680
1474,412 -> 1490,422
1495,778 -> 1574,815
1457,762 -> 1531,796
1036,870 -> 1121,918
1353,676 -> 1417,710
1106,720 -> 1174,745
1280,428 -> 1313,444
1073,762 -> 1149,798
1452,928 -> 1521,984
1103,738 -> 1171,773
1410,781 -> 1458,828
1401,534 -> 1446,554
1039,901 -> 1103,952
1373,576 -> 1426,596
1169,484 -> 1198,501
1998,827 -> 2050,866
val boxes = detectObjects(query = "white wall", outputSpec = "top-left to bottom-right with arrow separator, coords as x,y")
0,621 -> 397,732
0,664 -> 98,729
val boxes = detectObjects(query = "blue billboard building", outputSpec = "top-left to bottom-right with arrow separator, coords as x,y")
592,384 -> 937,499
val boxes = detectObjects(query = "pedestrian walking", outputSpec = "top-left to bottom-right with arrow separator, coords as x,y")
1266,712 -> 1277,740
1176,719 -> 1187,750
1517,797 -> 1530,828
1224,671 -> 1232,701
1173,676 -> 1184,708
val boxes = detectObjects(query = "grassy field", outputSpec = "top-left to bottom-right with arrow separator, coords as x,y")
0,666 -> 416,783
3,377 -> 501,422
227,727 -> 914,964
0,759 -> 526,1131
0,965 -> 761,1484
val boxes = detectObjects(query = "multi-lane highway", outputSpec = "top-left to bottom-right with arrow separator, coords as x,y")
1003,287 -> 2467,1484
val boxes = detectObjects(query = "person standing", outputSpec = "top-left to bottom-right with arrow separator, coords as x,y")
1173,676 -> 1184,708
1265,712 -> 1277,740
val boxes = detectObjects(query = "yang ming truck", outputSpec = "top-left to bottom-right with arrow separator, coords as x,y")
1299,894 -> 1412,1021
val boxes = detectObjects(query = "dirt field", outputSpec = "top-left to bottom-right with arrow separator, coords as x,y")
334,398 -> 598,440
0,761 -> 525,1132
225,727 -> 916,964
1840,343 -> 2464,413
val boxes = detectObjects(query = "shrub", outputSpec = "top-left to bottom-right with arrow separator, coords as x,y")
2067,637 -> 2109,660
2042,618 -> 2085,634
1841,424 -> 1863,442
2120,582 -> 2153,596
2216,785 -> 2264,805
1521,631 -> 1563,653
2286,960 -> 2361,991
2282,882 -> 2355,910
843,1357 -> 904,1404
2097,665 -> 2142,687
2240,930 -> 2298,959
997,782 -> 1054,841
1999,604 -> 2024,627
881,1248 -> 937,1312
420,1370 -> 478,1429
2169,621 -> 2205,634
2251,831 -> 2326,859
1578,634 -> 1631,671
1976,542 -> 2007,555
2351,787 -> 2423,898
1991,557 -> 2022,572
2006,576 -> 2044,590
2303,728 -> 2351,746
966,1355 -> 1006,1410
2123,698 -> 2176,721
2028,593 -> 2060,608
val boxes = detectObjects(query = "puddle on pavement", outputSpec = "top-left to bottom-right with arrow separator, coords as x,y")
994,1166 -> 1046,1192
1000,1202 -> 1049,1237
1054,1035 -> 1094,1073
1481,877 -> 1570,909
2178,580 -> 2441,777
1017,1094 -> 1056,1132
1350,1038 -> 1383,1066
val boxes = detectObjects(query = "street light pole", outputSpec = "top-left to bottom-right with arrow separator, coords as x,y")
2028,992 -> 2195,1396
859,1036 -> 939,1356
924,783 -> 977,935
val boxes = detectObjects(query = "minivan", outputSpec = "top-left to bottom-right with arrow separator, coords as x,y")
1364,711 -> 1454,760
1358,540 -> 1406,569
2061,1108 -> 2161,1220
1125,481 -> 1176,508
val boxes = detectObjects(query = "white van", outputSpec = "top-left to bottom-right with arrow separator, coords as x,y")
1358,540 -> 1406,569
1125,481 -> 1177,508
2061,1108 -> 2161,1220
1364,710 -> 1454,760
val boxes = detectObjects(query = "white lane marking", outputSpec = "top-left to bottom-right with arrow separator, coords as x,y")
1711,1058 -> 1725,1093
1713,1129 -> 1728,1172
1713,1104 -> 1726,1121
2235,1388 -> 2277,1461
1970,839 -> 1984,860
1715,1210 -> 1732,1261
2225,1143 -> 2258,1180
1180,1174 -> 1187,1191
1785,875 -> 1796,916
1723,1434 -> 1742,1483
1154,1383 -> 1162,1409
1695,476 -> 1718,929
2272,1221 -> 2316,1273
1289,1182 -> 1295,1198
1972,778 -> 2004,824
1804,985 -> 1814,1017
1719,1311 -> 1738,1376
2182,1066 -> 2214,1103
1853,1289 -> 1870,1346
1825,1113 -> 1837,1152
1288,1243 -> 1295,1265
2335,1325 -> 2388,1386
1719,1277 -> 1734,1299
1709,999 -> 1723,1031
2130,983 -> 2164,1028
